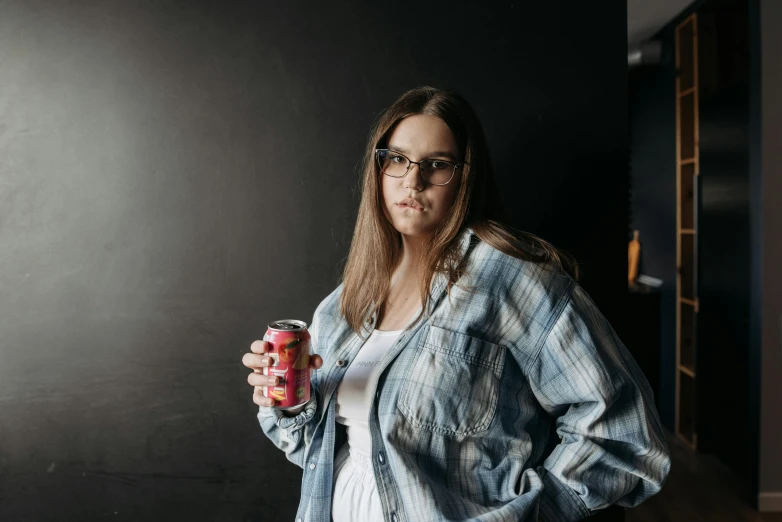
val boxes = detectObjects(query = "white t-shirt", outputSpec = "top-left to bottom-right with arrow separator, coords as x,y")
335,328 -> 403,456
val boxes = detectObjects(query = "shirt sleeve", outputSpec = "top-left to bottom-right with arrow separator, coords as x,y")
526,283 -> 671,521
257,390 -> 319,469
255,303 -> 325,469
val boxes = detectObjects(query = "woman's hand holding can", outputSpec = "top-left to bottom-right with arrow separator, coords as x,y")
243,340 -> 323,409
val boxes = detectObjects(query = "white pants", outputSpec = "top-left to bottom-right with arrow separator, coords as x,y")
331,444 -> 384,522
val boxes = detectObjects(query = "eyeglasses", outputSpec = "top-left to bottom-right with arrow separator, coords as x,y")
375,149 -> 465,186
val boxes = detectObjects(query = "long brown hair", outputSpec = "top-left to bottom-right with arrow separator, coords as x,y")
339,86 -> 578,335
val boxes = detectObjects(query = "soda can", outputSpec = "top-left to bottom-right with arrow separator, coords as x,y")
262,319 -> 311,410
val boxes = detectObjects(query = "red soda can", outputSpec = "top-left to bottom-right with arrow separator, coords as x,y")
262,319 -> 311,410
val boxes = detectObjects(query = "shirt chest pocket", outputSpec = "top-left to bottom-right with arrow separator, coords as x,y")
397,325 -> 506,437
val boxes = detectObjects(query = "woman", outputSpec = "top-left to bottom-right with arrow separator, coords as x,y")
242,87 -> 670,522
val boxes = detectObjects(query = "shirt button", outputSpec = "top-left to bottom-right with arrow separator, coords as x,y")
336,359 -> 346,367
391,513 -> 399,522
309,462 -> 316,470
377,451 -> 385,464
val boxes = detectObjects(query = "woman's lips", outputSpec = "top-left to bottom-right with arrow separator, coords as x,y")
397,203 -> 423,211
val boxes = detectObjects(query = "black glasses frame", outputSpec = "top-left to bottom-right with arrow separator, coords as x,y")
375,148 -> 466,186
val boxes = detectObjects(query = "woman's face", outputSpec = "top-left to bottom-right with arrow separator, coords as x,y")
381,114 -> 462,239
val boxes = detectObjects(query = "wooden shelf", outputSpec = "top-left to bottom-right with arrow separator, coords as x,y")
680,301 -> 696,369
678,368 -> 697,445
680,235 -> 696,301
676,430 -> 698,449
680,163 -> 696,229
680,364 -> 696,378
675,13 -> 699,450
678,86 -> 697,97
679,93 -> 697,160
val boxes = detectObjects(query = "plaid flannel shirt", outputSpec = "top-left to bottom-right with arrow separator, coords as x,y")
257,227 -> 670,522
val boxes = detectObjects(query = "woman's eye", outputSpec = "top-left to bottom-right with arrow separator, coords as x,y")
429,161 -> 449,169
389,155 -> 405,164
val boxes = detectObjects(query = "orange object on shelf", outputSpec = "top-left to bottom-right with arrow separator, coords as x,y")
628,230 -> 641,285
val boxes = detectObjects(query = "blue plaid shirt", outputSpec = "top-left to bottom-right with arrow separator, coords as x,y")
257,227 -> 670,522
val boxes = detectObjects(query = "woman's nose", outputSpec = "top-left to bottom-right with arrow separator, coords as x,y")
403,163 -> 426,191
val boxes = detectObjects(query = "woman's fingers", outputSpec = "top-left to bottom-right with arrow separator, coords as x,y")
253,387 -> 276,408
244,341 -> 318,408
243,341 -> 272,371
247,373 -> 280,387
245,340 -> 278,408
250,340 -> 268,354
242,352 -> 273,370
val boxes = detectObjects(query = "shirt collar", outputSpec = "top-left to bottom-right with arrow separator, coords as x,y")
426,226 -> 477,316
364,226 -> 477,328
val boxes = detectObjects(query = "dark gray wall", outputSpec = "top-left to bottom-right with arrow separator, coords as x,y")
696,0 -> 752,485
0,1 -> 628,520
759,0 -> 782,507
